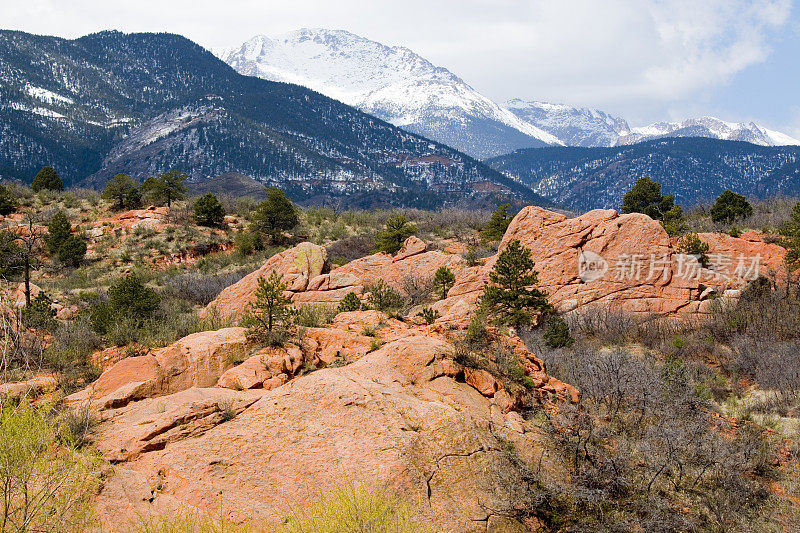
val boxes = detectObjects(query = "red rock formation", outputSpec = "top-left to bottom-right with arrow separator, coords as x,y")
86,325 -> 573,532
206,206 -> 787,327
76,205 -> 789,531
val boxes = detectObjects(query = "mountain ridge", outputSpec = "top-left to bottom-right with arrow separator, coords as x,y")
0,29 -> 546,208
221,28 -> 563,159
220,28 -> 798,153
486,137 -> 800,211
507,99 -> 800,148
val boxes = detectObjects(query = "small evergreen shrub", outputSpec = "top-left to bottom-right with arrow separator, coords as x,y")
0,184 -> 18,215
91,275 -> 161,334
31,166 -> 64,192
102,173 -> 140,210
366,281 -> 405,314
432,266 -> 455,300
417,307 -> 440,324
374,214 -> 416,254
193,193 -> 226,227
481,203 -> 513,241
337,292 -> 362,313
22,291 -> 56,331
45,211 -> 72,254
677,232 -> 710,267
57,235 -> 87,268
543,315 -> 574,348
235,230 -> 263,255
252,187 -> 299,242
710,190 -> 753,224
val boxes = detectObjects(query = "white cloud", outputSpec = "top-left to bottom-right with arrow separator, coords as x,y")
0,0 -> 793,124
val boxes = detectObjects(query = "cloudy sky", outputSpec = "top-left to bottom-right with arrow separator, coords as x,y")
3,0 -> 798,134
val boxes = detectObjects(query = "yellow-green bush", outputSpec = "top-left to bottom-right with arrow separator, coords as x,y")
279,483 -> 432,533
0,402 -> 102,532
134,485 -> 431,533
135,511 -> 253,533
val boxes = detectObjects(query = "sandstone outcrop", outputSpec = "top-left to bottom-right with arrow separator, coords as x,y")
204,237 -> 471,320
202,242 -> 328,320
76,205 -> 788,531
0,374 -> 57,401
112,205 -> 170,230
497,206 -> 785,316
67,328 -> 252,408
206,206 -> 786,326
87,328 -> 571,532
75,295 -> 574,532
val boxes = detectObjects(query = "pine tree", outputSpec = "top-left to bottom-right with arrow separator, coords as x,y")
102,173 -> 139,211
123,187 -> 142,210
57,235 -> 87,268
22,291 -> 56,331
710,190 -> 753,224
621,176 -> 677,220
0,184 -> 18,215
139,176 -> 161,204
543,315 -> 574,348
241,271 -> 292,335
145,170 -> 188,207
193,193 -> 225,227
480,239 -> 551,328
374,214 -> 416,254
107,275 -> 161,320
31,166 -> 64,192
677,233 -> 710,267
622,176 -> 686,235
45,211 -> 85,267
45,211 -> 72,254
482,204 -> 513,241
433,266 -> 456,300
252,188 -> 299,242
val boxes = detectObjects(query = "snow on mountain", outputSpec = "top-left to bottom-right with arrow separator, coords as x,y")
222,29 -> 562,159
619,117 -> 800,147
505,101 -> 799,149
505,99 -> 631,147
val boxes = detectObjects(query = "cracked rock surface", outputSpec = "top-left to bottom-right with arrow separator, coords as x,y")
87,331 -> 559,532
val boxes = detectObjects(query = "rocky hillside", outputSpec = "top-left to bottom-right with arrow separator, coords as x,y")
55,208 -> 793,530
0,30 -> 542,208
487,137 -> 800,211
222,29 -> 562,159
3,186 -> 800,531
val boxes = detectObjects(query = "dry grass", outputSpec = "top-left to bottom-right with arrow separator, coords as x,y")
278,483 -> 434,533
135,511 -> 254,533
134,484 -> 433,533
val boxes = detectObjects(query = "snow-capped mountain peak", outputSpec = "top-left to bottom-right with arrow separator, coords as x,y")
505,100 -> 800,149
222,29 -> 562,158
621,116 -> 800,147
505,99 -> 631,147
